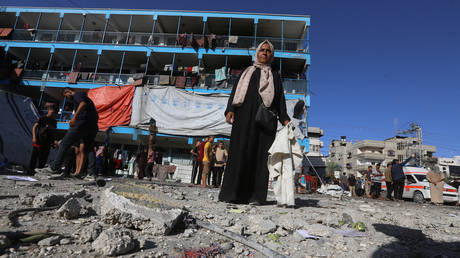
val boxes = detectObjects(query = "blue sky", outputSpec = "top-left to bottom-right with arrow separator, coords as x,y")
3,0 -> 460,157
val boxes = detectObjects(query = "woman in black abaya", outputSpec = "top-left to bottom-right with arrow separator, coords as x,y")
218,40 -> 290,205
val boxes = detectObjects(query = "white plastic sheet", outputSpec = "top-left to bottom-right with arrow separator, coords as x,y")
130,86 -> 303,137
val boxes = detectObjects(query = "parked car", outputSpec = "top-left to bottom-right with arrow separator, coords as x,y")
382,167 -> 459,204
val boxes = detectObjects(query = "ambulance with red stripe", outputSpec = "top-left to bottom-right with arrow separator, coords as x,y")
382,167 -> 459,203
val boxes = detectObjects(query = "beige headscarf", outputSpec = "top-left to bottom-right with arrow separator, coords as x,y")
232,40 -> 275,107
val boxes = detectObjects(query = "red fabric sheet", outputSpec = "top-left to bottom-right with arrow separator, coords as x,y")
88,85 -> 135,131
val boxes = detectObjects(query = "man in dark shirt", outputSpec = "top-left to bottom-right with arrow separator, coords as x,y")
190,140 -> 201,184
35,88 -> 99,179
28,103 -> 57,174
391,154 -> 415,201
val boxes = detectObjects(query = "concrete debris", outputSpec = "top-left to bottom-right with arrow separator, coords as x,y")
248,215 -> 277,235
2,175 -> 460,257
37,235 -> 62,246
98,187 -> 184,235
33,189 -> 87,208
92,226 -> 139,256
76,222 -> 103,243
305,223 -> 332,237
59,238 -> 71,245
18,193 -> 34,205
56,198 -> 81,219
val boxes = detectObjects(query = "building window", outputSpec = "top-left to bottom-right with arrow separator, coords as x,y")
398,155 -> 404,162
387,150 -> 395,157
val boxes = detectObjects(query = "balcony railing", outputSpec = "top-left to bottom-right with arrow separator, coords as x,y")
20,69 -> 308,94
8,29 -> 308,53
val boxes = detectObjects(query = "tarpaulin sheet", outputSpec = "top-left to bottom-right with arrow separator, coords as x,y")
130,86 -> 303,137
88,85 -> 135,131
0,90 -> 39,166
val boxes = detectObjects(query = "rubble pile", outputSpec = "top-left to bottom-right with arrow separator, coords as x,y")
1,175 -> 460,257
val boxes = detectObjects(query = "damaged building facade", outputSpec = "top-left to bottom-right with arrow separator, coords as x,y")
0,7 -> 311,168
328,136 -> 436,175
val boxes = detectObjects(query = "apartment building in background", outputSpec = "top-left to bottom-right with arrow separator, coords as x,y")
328,136 -> 436,175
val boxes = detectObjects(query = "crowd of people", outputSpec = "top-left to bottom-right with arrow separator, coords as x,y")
190,137 -> 228,188
336,154 -> 447,205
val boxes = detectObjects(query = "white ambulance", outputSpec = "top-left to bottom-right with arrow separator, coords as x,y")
382,167 -> 459,203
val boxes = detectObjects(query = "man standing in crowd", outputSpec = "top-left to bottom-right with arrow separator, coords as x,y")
213,141 -> 227,188
365,166 -> 373,198
148,118 -> 157,153
371,163 -> 384,199
347,174 -> 357,197
201,136 -> 214,188
385,162 -> 394,200
190,140 -> 201,184
29,103 -> 58,174
340,172 -> 348,191
391,154 -> 415,202
196,137 -> 207,185
35,88 -> 98,179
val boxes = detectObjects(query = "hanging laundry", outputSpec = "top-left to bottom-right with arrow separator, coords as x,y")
192,66 -> 199,73
207,34 -> 216,50
133,79 -> 143,86
215,67 -> 227,82
133,73 -> 144,80
164,64 -> 172,72
196,37 -> 205,47
190,34 -> 199,51
159,75 -> 170,85
67,72 -> 79,84
175,76 -> 186,89
177,33 -> 188,48
228,35 -> 238,44
230,69 -> 243,76
0,28 -> 13,37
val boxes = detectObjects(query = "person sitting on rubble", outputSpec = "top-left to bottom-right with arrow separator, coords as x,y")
28,103 -> 58,175
35,87 -> 99,180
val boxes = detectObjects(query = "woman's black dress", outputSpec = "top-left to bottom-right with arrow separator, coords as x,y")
218,68 -> 290,204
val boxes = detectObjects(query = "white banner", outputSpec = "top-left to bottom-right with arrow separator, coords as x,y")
130,86 -> 304,137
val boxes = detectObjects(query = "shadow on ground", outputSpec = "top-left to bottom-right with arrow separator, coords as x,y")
372,223 -> 460,258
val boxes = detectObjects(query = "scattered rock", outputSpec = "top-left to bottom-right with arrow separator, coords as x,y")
221,242 -> 233,252
305,224 -> 332,237
59,238 -> 71,245
76,222 -> 103,243
342,213 -> 354,225
37,235 -> 62,246
248,215 -> 277,235
56,198 -> 81,219
92,226 -> 139,256
33,190 -> 86,208
19,193 -> 34,205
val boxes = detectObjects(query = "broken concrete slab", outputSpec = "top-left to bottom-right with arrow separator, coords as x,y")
92,226 -> 139,256
98,187 -> 184,235
33,189 -> 87,208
